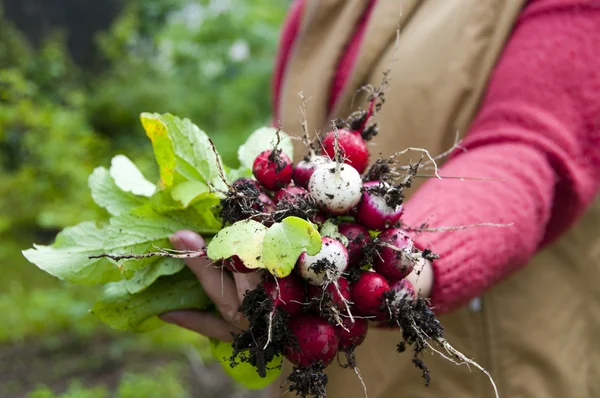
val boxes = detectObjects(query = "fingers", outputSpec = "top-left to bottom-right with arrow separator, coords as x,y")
160,310 -> 237,342
170,230 -> 248,330
233,272 -> 263,304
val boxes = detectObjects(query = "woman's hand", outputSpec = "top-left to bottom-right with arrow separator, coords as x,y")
159,230 -> 261,342
159,229 -> 434,341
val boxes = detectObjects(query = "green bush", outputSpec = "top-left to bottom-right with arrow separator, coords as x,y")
0,0 -> 287,395
27,364 -> 190,398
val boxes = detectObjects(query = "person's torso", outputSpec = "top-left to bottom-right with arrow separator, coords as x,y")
271,1 -> 600,397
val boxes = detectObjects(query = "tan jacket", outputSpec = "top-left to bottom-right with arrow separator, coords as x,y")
271,1 -> 600,397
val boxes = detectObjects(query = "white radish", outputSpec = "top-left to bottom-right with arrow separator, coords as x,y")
297,237 -> 348,286
308,162 -> 362,214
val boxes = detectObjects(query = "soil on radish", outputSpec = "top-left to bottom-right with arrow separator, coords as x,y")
272,194 -> 319,223
366,181 -> 404,209
309,258 -> 335,276
286,362 -> 329,398
229,285 -> 298,377
343,267 -> 363,284
267,148 -> 289,174
220,179 -> 264,225
363,158 -> 393,182
309,290 -> 344,321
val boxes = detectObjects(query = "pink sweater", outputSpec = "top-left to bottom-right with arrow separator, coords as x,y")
273,0 -> 600,313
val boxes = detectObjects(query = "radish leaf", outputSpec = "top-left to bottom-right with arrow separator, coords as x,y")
22,222 -> 122,285
88,166 -> 147,216
124,257 -> 185,294
238,126 -> 293,170
207,219 -> 267,269
109,154 -> 156,197
170,180 -> 218,208
91,268 -> 211,332
140,113 -> 227,191
210,338 -> 282,389
262,216 -> 322,278
319,219 -> 348,246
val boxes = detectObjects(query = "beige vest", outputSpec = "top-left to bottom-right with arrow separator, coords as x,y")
270,1 -> 600,397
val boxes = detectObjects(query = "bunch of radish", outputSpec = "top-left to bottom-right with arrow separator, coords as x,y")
21,64 -> 498,397
216,98 -> 447,398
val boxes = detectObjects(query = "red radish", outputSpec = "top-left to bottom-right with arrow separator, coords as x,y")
355,181 -> 403,231
376,279 -> 418,330
390,279 -> 417,302
253,193 -> 276,213
308,277 -> 351,311
373,228 -> 415,282
297,237 -> 349,286
338,223 -> 370,268
321,129 -> 369,174
262,274 -> 306,315
273,185 -> 309,205
308,162 -> 362,214
351,271 -> 390,319
232,177 -> 262,192
222,255 -> 254,273
309,212 -> 327,225
292,156 -> 329,189
252,149 -> 293,191
337,317 -> 369,349
284,313 -> 339,366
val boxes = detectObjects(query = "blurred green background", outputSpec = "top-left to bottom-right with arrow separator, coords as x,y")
0,0 -> 288,396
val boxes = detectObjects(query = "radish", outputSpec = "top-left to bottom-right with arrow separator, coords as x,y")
232,177 -> 262,192
355,181 -> 403,231
373,228 -> 415,282
308,162 -> 362,215
307,276 -> 351,311
297,237 -> 349,286
351,271 -> 390,319
273,185 -> 309,205
284,313 -> 339,366
337,317 -> 368,349
252,149 -> 293,191
338,223 -> 370,268
292,156 -> 330,189
222,255 -> 254,273
253,193 -> 276,213
321,129 -> 369,174
262,274 -> 306,315
390,279 -> 417,302
309,212 -> 327,226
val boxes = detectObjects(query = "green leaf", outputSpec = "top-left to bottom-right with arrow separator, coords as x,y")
262,216 -> 322,278
319,219 -> 348,246
109,154 -> 156,197
124,257 -> 186,294
88,167 -> 146,216
206,219 -> 268,269
22,222 -> 122,285
105,205 -> 219,248
140,113 -> 178,189
91,268 -> 211,332
237,127 -> 294,170
171,180 -> 218,208
104,204 -> 220,278
226,166 -> 253,183
23,201 -> 221,286
140,113 -> 228,191
209,338 -> 282,390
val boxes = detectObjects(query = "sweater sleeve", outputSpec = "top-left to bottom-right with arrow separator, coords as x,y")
402,0 -> 600,314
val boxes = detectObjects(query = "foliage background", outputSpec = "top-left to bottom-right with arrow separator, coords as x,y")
0,0 -> 288,396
